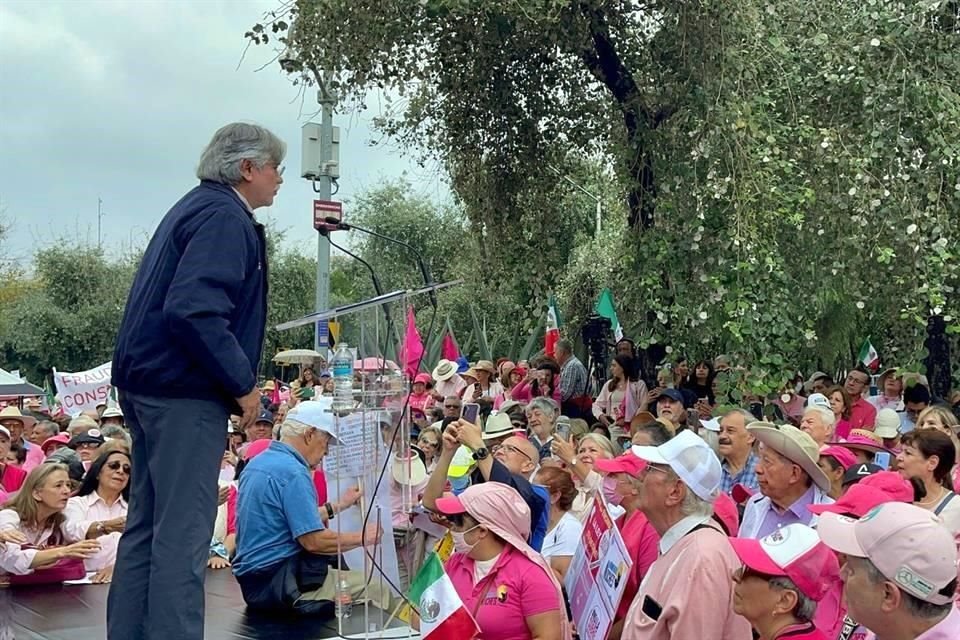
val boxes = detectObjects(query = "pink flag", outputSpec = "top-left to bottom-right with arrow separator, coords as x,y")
441,331 -> 460,362
271,379 -> 282,406
401,306 -> 425,378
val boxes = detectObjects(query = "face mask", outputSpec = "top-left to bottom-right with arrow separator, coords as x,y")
452,525 -> 480,555
602,476 -> 623,506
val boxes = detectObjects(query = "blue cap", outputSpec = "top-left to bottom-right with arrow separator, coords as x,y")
456,356 -> 470,374
657,388 -> 685,404
255,409 -> 274,424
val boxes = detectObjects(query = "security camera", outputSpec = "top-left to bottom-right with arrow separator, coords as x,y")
278,46 -> 302,74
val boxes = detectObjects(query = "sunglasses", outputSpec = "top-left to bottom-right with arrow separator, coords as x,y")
106,461 -> 131,474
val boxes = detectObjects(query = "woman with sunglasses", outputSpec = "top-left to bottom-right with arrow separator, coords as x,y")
64,449 -> 131,583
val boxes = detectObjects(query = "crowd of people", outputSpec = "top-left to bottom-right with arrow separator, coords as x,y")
4,338 -> 957,640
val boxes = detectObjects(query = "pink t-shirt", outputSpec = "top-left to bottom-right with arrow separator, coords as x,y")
848,398 -> 878,431
616,510 -> 660,620
509,380 -> 562,405
446,546 -> 561,640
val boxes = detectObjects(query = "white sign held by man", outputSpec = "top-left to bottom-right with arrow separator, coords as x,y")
54,361 -> 113,413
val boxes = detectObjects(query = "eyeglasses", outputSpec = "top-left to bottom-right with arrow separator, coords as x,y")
106,461 -> 131,474
845,375 -> 868,385
732,565 -> 772,583
491,443 -> 532,462
640,463 -> 672,479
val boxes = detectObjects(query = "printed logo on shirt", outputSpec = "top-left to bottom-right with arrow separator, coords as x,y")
481,585 -> 509,606
497,585 -> 508,603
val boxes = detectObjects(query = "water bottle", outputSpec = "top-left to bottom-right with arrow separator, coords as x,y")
332,343 -> 354,413
334,575 -> 353,619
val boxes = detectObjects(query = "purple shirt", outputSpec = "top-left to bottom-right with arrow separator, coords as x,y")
755,484 -> 818,539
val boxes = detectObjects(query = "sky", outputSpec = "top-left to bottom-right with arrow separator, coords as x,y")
0,0 -> 447,263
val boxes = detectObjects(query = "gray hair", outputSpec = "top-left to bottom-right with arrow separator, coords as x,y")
279,418 -> 330,441
632,421 -> 673,446
723,408 -> 757,426
805,406 -> 836,429
862,557 -> 954,620
196,123 -> 286,186
555,339 -> 573,355
768,577 -> 817,622
35,420 -> 60,439
698,429 -> 721,455
100,425 -> 131,448
527,396 -> 559,421
678,485 -> 715,517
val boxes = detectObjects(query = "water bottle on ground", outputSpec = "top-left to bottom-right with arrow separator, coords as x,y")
331,343 -> 354,414
334,575 -> 353,619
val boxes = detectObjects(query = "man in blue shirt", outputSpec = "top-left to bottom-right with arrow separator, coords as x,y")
233,400 -> 386,617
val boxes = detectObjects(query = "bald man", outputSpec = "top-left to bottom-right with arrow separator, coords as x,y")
422,419 -> 548,551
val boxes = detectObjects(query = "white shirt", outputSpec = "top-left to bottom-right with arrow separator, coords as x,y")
0,508 -> 88,576
657,514 -> 712,555
541,512 -> 583,560
64,491 -> 128,571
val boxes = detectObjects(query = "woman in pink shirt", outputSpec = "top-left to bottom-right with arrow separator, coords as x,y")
827,385 -> 854,440
64,449 -> 131,583
408,373 -> 435,413
509,362 -> 563,406
433,482 -> 568,640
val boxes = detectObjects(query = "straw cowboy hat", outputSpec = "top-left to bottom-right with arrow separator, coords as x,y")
747,422 -> 832,492
474,360 -> 497,375
431,359 -> 458,382
0,406 -> 37,431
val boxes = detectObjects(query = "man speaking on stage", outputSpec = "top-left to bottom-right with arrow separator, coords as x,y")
108,122 -> 285,640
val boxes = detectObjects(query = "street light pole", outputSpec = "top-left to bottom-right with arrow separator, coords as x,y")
549,165 -> 602,237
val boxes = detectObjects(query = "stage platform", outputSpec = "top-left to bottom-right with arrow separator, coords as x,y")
8,569 -> 417,639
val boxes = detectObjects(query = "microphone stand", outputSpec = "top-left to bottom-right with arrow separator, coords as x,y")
324,217 -> 437,308
322,229 -> 401,357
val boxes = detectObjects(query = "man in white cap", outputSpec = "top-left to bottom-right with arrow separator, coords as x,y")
232,400 -> 378,617
740,423 -> 834,539
621,430 -> 752,639
817,502 -> 959,640
799,394 -> 837,447
430,359 -> 466,402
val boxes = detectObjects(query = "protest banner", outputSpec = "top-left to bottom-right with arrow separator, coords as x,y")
564,498 -> 633,640
53,362 -> 112,414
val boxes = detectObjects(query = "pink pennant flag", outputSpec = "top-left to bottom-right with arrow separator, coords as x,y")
401,306 -> 425,378
441,331 -> 460,362
271,378 -> 282,406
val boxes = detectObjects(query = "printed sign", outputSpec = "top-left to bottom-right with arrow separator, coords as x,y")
564,498 -> 633,640
53,362 -> 112,413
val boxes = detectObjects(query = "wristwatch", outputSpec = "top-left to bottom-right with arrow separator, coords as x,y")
472,447 -> 489,461
324,503 -> 335,519
96,522 -> 106,535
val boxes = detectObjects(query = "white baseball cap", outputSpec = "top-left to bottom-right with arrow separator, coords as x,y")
632,430 -> 721,501
285,399 -> 339,443
806,393 -> 831,410
817,502 -> 958,605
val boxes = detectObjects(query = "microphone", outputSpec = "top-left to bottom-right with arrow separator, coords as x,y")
325,217 -> 437,307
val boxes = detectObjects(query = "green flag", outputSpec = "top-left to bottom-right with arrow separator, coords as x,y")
595,288 -> 623,340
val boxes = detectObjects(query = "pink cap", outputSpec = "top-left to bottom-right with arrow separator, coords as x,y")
858,471 -> 915,502
712,492 -> 740,536
243,438 -> 272,461
809,485 -> 899,518
594,453 -> 647,478
41,432 -> 71,453
434,493 -> 468,515
819,446 -> 857,470
414,373 -> 432,385
828,431 -> 884,453
817,502 -> 957,605
729,524 -> 839,601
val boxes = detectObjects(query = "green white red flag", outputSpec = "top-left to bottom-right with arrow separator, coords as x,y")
858,338 -> 880,370
545,295 -> 561,358
409,552 -> 479,640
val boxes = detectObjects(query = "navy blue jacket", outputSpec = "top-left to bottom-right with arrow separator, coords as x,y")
112,181 -> 268,410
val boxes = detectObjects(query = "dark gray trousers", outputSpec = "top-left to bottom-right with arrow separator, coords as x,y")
106,392 -> 227,640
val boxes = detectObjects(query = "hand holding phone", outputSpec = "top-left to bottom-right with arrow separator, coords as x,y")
461,403 -> 480,425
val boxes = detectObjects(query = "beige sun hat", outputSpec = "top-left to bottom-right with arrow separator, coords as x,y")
748,422 -> 832,492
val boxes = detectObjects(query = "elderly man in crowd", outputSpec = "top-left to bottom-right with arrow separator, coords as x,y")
422,416 -> 548,551
621,430 -> 752,639
430,359 -> 466,402
817,502 -> 959,640
843,367 -> 878,430
554,339 -> 590,420
799,401 -> 836,447
527,396 -> 561,460
717,409 -> 760,494
109,122 -> 284,640
654,388 -> 687,431
232,400 -> 380,616
740,423 -> 834,539
0,406 -> 44,471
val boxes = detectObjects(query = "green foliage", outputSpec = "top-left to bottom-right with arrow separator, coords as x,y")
252,0 -> 959,393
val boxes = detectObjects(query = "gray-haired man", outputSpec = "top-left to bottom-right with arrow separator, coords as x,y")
109,123 -> 285,640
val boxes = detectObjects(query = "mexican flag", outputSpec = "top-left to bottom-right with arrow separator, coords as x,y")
409,552 -> 479,640
545,295 -> 561,358
858,338 -> 880,371
595,288 -> 624,341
